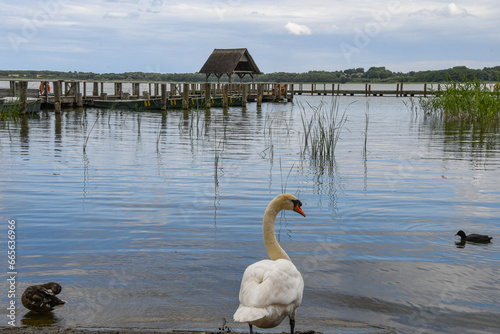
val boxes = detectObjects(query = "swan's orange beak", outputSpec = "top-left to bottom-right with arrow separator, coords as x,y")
294,203 -> 306,217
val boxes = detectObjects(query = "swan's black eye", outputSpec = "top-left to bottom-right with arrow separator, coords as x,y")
291,199 -> 302,207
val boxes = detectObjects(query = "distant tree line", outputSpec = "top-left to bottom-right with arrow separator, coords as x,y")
2,66 -> 500,83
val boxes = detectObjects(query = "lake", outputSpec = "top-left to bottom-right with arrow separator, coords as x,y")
1,95 -> 499,334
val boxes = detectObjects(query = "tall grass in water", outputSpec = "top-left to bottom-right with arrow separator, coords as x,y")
419,76 -> 500,123
299,97 -> 351,163
0,101 -> 21,120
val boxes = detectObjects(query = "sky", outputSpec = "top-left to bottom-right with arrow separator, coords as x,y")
1,0 -> 499,74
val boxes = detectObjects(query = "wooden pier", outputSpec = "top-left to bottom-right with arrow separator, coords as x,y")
292,82 -> 436,97
1,79 -> 437,111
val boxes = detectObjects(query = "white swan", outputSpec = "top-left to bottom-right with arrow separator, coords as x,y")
234,193 -> 306,334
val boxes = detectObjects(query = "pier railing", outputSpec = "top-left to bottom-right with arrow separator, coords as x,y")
1,79 -> 440,111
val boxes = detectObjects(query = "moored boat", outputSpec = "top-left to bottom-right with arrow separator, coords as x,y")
87,95 -> 244,111
0,97 -> 42,113
90,98 -> 163,111
209,95 -> 243,107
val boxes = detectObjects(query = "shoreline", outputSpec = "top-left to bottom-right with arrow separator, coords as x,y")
0,323 -> 398,334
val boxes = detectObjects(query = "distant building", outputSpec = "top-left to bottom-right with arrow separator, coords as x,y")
199,48 -> 262,83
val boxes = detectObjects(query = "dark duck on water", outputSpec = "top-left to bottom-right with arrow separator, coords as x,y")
22,282 -> 67,312
455,230 -> 493,243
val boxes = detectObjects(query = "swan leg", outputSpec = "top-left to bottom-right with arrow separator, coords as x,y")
249,324 -> 253,334
290,317 -> 295,334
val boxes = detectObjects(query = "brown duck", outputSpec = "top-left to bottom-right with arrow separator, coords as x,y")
22,282 -> 67,312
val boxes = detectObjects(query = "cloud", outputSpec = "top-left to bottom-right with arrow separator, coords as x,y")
103,11 -> 140,19
285,22 -> 312,35
411,3 -> 471,18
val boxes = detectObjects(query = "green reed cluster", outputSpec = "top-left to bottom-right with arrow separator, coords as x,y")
299,97 -> 350,162
419,76 -> 500,122
0,100 -> 21,120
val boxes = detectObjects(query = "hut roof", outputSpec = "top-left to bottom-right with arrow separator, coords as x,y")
199,48 -> 262,81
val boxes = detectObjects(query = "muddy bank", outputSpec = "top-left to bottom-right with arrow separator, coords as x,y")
0,324 -> 396,334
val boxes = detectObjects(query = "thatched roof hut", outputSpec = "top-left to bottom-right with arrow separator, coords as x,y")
199,48 -> 262,83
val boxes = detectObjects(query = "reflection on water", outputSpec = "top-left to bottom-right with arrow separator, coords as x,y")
22,311 -> 62,327
419,115 -> 500,166
1,96 -> 500,334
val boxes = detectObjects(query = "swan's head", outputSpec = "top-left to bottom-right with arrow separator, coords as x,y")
275,194 -> 306,217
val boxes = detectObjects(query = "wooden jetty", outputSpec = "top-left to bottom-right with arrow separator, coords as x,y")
293,82 -> 436,97
0,79 -> 438,111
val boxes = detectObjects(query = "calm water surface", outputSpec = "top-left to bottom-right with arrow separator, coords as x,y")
1,95 -> 500,334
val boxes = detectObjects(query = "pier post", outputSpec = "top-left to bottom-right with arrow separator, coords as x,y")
289,83 -> 294,101
274,83 -> 280,101
424,83 -> 427,97
242,84 -> 248,108
53,80 -> 62,113
161,83 -> 167,111
9,81 -> 16,96
42,81 -> 49,102
75,81 -> 83,107
223,84 -> 229,108
18,81 -> 27,114
93,82 -> 99,96
204,82 -> 211,109
257,84 -> 263,108
133,83 -> 140,97
76,93 -> 83,107
182,83 -> 189,110
115,82 -> 123,98
400,82 -> 404,96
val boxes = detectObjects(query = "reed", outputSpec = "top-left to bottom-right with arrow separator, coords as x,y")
363,103 -> 369,159
0,97 -> 37,120
299,97 -> 351,162
0,100 -> 21,120
419,76 -> 500,122
83,116 -> 99,153
156,122 -> 162,153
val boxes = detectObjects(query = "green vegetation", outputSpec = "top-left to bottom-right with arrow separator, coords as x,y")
418,77 -> 500,122
2,65 -> 500,83
0,100 -> 21,120
299,97 -> 351,162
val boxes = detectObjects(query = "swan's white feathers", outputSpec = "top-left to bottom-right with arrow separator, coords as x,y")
233,194 -> 305,331
234,259 -> 303,325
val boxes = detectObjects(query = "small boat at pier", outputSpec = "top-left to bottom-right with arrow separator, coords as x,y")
88,95 -> 243,111
90,98 -> 162,111
0,97 -> 42,113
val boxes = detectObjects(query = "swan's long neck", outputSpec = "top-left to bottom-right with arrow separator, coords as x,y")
263,202 -> 291,261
